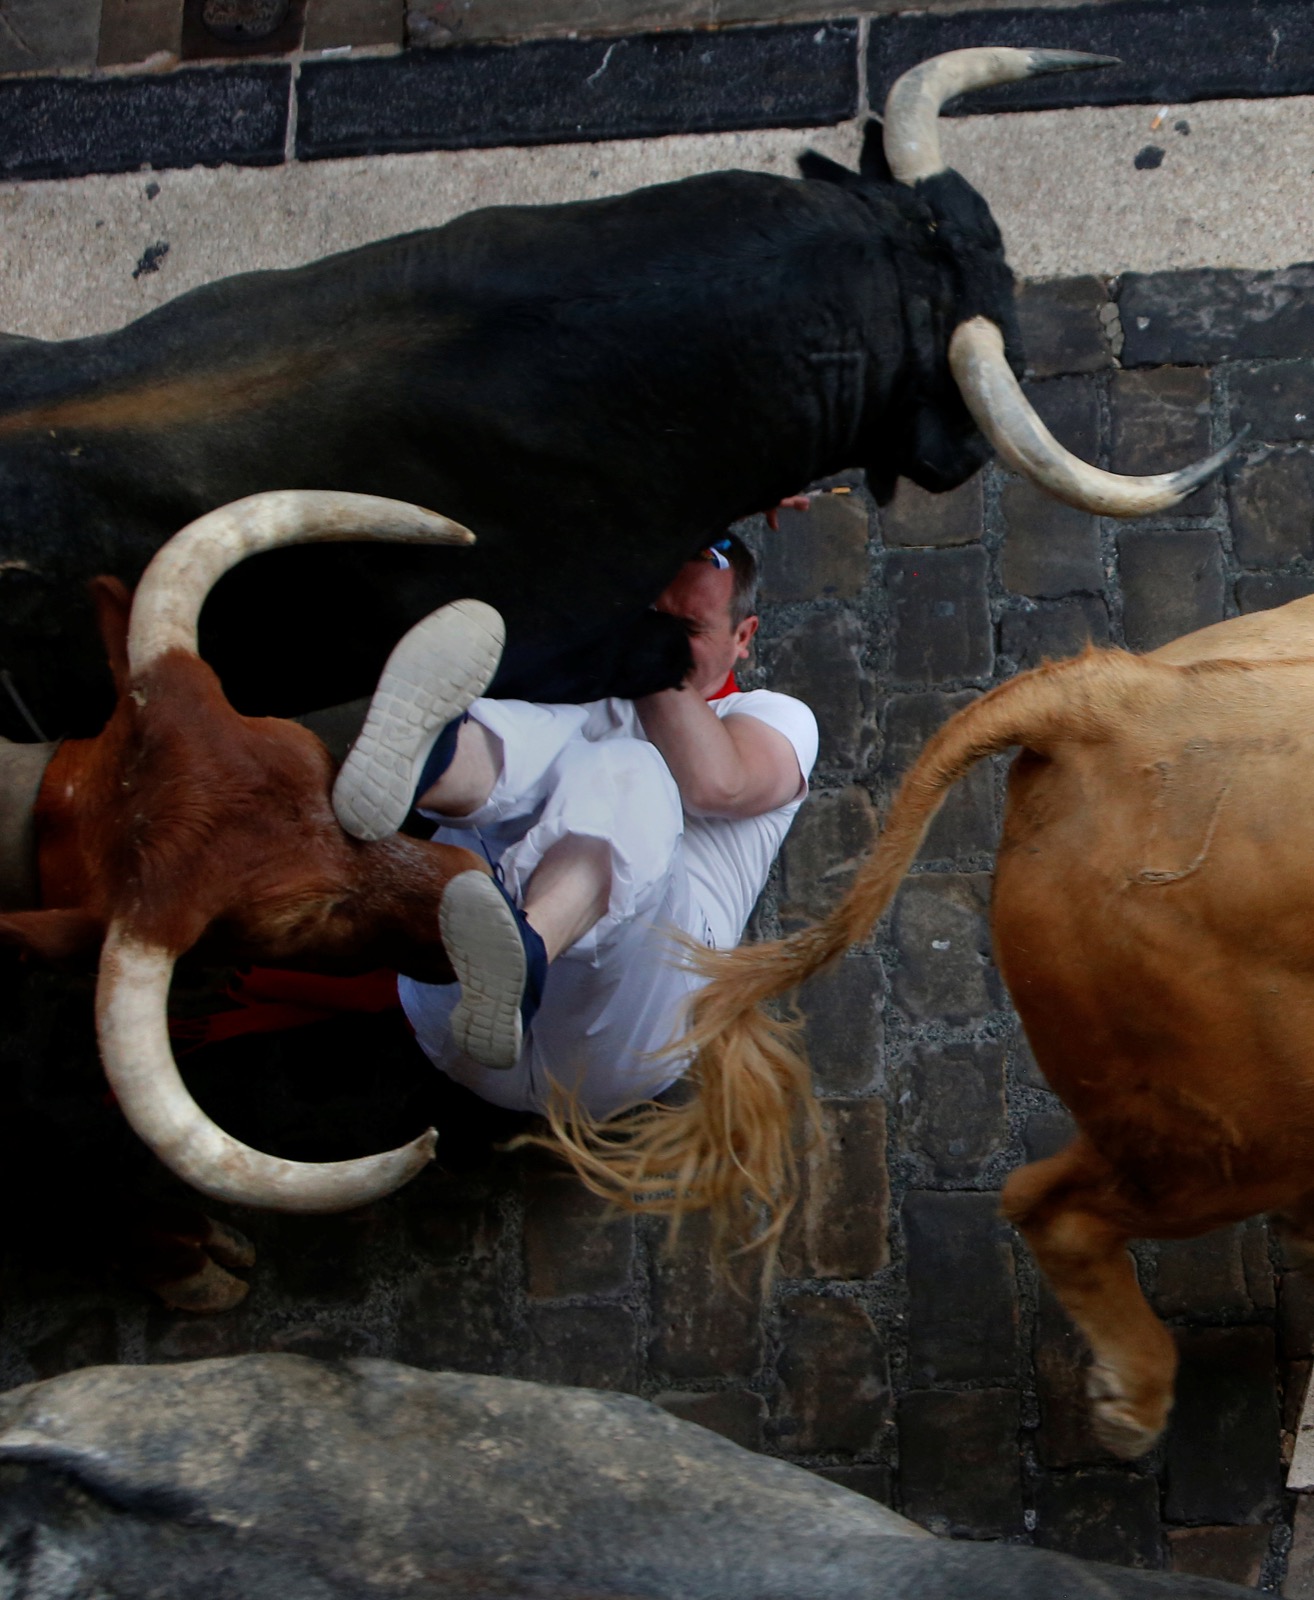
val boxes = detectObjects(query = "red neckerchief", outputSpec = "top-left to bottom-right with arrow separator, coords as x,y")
171,966 -> 402,1050
707,671 -> 738,700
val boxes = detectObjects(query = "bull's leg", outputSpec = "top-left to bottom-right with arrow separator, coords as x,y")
1002,1144 -> 1177,1460
119,1205 -> 256,1314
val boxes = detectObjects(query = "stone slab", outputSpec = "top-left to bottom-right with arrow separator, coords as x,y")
402,0 -> 1131,50
98,0 -> 185,65
0,0 -> 100,73
885,545 -> 994,686
779,1098 -> 890,1279
1121,266 -> 1314,368
1118,529 -> 1225,653
304,0 -> 402,49
1167,1526 -> 1271,1590
796,951 -> 886,1096
1032,1469 -> 1163,1570
900,1039 -> 1007,1180
407,1 -> 859,46
774,1294 -> 891,1454
770,609 -> 877,773
1165,1326 -> 1282,1524
903,1190 -> 1019,1385
940,97 -> 1314,280
0,64 -> 289,182
999,597 -> 1112,671
880,690 -> 997,861
1290,1356 -> 1314,1489
897,1388 -> 1024,1538
296,20 -> 858,160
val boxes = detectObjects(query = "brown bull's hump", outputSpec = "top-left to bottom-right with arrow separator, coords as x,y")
0,351 -> 332,439
994,653 -> 1314,1212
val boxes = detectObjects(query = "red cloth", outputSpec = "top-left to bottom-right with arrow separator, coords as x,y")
707,670 -> 739,700
170,966 -> 400,1050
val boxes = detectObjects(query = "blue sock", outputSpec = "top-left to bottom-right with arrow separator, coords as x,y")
490,871 -> 548,1033
415,713 -> 468,804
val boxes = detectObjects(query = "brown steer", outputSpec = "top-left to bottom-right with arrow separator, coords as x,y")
0,490 -> 496,1231
549,595 -> 1314,1460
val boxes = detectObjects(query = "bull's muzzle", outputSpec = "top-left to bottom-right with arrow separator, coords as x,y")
95,489 -> 478,1212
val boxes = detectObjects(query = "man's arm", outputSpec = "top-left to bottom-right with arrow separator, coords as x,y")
635,689 -> 804,819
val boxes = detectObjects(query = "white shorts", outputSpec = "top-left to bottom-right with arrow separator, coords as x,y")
398,699 -> 712,1118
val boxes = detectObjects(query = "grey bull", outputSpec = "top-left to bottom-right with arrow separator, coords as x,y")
0,1353 -> 1257,1598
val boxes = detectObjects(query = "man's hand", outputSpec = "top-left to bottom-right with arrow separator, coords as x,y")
765,494 -> 812,531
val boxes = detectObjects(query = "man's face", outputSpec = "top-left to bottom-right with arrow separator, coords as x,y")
654,558 -> 758,698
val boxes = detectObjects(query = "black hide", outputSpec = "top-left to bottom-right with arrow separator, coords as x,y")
0,157 -> 1020,738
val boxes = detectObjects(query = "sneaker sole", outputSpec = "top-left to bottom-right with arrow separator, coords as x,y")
439,870 -> 526,1070
332,598 -> 505,841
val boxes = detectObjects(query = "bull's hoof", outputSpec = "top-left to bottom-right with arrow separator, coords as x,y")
125,1211 -> 256,1314
155,1257 -> 251,1315
1086,1363 -> 1168,1459
201,1216 -> 257,1272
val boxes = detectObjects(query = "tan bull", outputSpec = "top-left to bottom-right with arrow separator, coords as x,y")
549,596 -> 1314,1459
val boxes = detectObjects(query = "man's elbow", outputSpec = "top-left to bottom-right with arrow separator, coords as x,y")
684,774 -> 790,821
682,778 -> 750,819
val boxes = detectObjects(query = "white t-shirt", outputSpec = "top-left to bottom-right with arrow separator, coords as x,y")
398,686 -> 819,1116
583,688 -> 819,950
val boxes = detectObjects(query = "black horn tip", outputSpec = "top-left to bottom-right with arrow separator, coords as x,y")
1168,426 -> 1250,499
1218,423 -> 1251,463
1025,50 -> 1121,76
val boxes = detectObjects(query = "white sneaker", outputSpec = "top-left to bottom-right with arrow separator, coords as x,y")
439,870 -> 546,1071
332,599 -> 504,841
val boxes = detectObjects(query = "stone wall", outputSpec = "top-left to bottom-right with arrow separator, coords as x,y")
5,262 -> 1314,1592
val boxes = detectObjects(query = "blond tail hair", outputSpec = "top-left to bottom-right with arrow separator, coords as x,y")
535,647 -> 1131,1260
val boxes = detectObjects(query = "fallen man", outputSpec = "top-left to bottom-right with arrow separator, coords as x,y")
334,533 -> 817,1117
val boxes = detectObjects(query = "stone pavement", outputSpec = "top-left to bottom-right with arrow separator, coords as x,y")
5,0 -> 1314,1591
6,263 -> 1314,1590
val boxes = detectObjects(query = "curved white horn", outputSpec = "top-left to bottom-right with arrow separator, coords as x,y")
883,47 -> 1120,185
96,920 -> 436,1212
129,490 -> 474,674
950,317 -> 1241,517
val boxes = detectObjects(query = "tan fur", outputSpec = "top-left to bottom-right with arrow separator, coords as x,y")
541,614 -> 1314,1452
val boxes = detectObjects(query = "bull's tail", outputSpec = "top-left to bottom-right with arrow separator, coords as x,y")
538,647 -> 1136,1264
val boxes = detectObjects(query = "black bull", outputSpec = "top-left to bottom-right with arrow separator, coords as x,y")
0,160 -> 997,739
0,49 -> 1227,744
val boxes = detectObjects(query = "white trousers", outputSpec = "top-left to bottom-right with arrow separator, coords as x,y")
397,699 -> 711,1117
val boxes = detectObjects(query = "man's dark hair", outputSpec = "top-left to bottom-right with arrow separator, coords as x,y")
723,532 -> 758,627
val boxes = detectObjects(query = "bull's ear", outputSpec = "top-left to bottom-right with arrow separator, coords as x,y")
797,149 -> 857,185
858,117 -> 894,183
0,908 -> 103,964
89,575 -> 133,695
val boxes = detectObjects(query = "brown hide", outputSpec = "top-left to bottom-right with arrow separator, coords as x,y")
0,570 -> 479,977
984,615 -> 1314,1458
15,647 -> 476,980
647,593 -> 1314,1466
